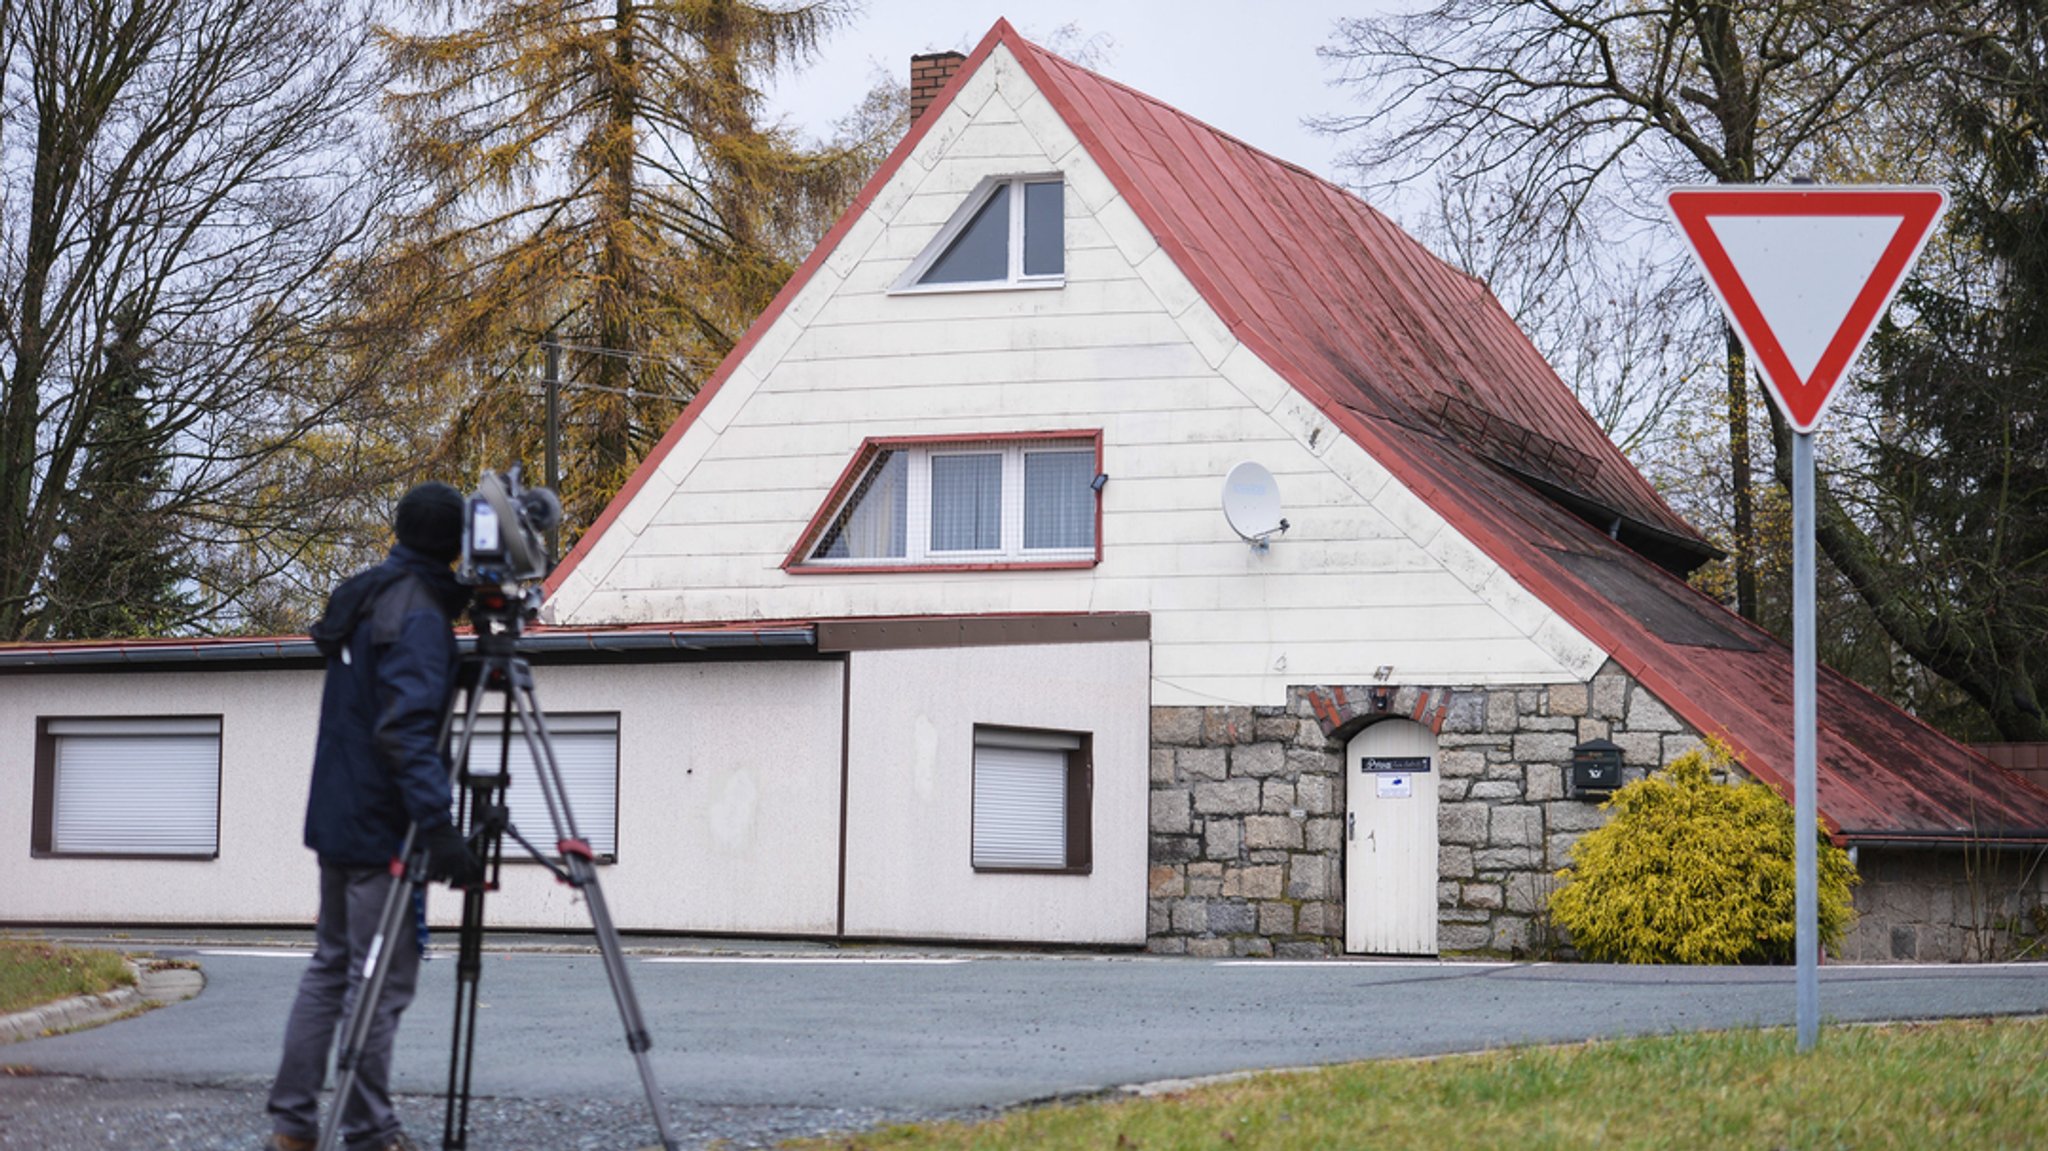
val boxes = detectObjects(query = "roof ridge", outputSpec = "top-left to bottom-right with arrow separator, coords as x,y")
1005,30 -> 1361,203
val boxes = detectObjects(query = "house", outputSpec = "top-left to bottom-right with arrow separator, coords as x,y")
5,21 -> 2045,960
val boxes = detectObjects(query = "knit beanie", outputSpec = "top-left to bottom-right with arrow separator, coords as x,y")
394,481 -> 466,564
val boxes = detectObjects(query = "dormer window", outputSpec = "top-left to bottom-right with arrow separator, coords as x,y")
788,432 -> 1102,571
898,176 -> 1064,290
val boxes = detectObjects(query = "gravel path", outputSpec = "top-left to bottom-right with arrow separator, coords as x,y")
0,1074 -> 977,1150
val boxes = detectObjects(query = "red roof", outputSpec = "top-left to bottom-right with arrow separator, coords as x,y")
552,21 -> 2048,842
1025,43 -> 1707,568
997,26 -> 2048,841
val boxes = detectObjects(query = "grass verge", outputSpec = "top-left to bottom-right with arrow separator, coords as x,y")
0,940 -> 135,1015
793,1017 -> 2048,1151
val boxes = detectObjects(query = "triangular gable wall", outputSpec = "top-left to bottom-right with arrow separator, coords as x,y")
543,26 -> 1607,706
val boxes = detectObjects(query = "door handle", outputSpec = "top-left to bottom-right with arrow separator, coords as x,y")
1347,812 -> 1355,842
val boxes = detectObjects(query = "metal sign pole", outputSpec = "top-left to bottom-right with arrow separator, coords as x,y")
1666,183 -> 1947,1054
1793,430 -> 1818,1051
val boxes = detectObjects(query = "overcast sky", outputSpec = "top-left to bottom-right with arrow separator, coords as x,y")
766,2 -> 1411,183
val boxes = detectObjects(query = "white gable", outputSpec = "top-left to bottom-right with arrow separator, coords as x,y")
546,43 -> 1606,705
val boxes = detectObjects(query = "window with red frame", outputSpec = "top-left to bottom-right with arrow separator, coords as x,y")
807,438 -> 1096,566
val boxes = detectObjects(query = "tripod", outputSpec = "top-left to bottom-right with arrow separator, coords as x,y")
317,590 -> 681,1151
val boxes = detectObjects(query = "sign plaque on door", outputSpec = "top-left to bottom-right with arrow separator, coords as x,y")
1359,755 -> 1430,774
1376,775 -> 1413,799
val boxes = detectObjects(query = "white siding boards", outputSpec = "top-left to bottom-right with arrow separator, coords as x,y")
546,42 -> 1605,707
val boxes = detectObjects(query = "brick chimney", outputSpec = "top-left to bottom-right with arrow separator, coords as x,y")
909,51 -> 968,125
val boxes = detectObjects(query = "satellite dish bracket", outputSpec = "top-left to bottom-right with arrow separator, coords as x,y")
1237,517 -> 1290,552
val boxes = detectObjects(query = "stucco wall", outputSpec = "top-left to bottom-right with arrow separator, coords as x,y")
1,661 -> 846,934
1,668 -> 324,924
473,660 -> 844,934
842,640 -> 1151,944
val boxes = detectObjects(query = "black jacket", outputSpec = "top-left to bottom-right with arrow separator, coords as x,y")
303,544 -> 471,868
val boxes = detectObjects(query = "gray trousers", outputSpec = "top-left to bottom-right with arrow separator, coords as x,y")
267,864 -> 422,1148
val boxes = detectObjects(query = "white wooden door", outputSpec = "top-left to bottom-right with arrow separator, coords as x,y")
1344,719 -> 1439,955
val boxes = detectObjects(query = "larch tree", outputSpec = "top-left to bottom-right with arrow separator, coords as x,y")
368,0 -> 868,534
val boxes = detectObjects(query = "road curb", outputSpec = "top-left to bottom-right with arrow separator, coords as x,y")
0,961 -> 204,1044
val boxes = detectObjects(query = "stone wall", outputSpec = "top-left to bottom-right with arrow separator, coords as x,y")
1145,703 -> 1344,957
1145,665 -> 2040,963
1145,662 -> 1713,957
1836,846 -> 2048,962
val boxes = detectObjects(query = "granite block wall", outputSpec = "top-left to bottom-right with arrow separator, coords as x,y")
1146,665 -> 2033,962
1837,846 -> 2048,962
1146,662 -> 1714,957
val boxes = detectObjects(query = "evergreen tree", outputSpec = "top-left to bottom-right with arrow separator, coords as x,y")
44,308 -> 194,638
1843,0 -> 2048,739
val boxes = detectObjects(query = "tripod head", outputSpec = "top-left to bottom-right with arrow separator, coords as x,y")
465,582 -> 542,658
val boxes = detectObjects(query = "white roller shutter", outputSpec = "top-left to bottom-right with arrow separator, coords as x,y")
972,728 -> 1076,870
458,713 -> 618,858
48,717 -> 220,856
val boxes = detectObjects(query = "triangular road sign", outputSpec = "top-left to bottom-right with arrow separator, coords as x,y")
1666,186 -> 1947,432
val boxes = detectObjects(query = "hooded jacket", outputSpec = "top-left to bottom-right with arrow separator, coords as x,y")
304,544 -> 472,868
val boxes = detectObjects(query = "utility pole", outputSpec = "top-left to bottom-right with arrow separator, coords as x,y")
543,338 -> 562,560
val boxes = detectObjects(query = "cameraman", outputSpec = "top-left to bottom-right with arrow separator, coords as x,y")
264,482 -> 482,1151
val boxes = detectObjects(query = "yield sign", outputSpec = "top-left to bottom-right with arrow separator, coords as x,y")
1666,186 -> 1947,432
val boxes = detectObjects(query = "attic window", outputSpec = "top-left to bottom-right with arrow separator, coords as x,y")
789,433 -> 1101,571
900,177 -> 1064,290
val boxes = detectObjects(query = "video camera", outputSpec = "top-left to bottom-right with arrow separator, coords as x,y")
458,466 -> 562,591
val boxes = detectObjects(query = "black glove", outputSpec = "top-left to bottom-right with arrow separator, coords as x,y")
421,823 -> 482,888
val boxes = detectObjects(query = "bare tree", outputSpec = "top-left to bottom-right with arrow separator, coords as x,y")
1411,169 -> 1719,463
0,0 -> 400,638
1319,1 -> 1957,620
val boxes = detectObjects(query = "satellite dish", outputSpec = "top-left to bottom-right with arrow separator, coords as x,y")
1222,461 -> 1289,549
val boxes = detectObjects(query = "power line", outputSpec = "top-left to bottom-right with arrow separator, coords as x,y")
547,341 -> 697,367
520,372 -> 694,401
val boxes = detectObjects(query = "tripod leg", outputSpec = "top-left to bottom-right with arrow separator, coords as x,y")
441,874 -> 491,1149
315,839 -> 425,1151
441,666 -> 508,1150
507,676 -> 682,1151
573,855 -> 682,1151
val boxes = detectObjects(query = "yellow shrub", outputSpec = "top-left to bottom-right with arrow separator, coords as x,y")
1547,741 -> 1857,964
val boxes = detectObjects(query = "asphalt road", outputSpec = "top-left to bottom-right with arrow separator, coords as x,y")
5,944 -> 2048,1149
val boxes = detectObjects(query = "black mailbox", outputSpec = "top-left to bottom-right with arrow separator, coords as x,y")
1570,738 -> 1624,798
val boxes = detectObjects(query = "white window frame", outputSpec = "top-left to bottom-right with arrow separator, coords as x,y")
806,439 -> 1097,566
35,716 -> 222,859
454,711 -> 621,862
891,174 -> 1066,293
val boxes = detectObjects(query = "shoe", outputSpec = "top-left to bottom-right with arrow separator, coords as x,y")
262,1136 -> 316,1151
